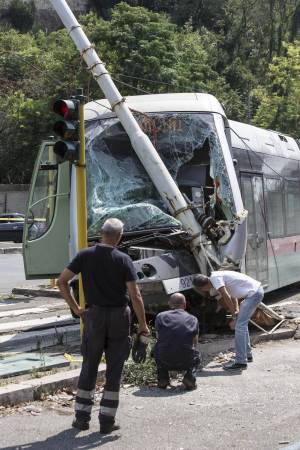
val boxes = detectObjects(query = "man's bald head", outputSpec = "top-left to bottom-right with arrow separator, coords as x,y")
168,293 -> 186,310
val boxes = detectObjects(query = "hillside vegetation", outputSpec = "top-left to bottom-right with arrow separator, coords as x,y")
0,1 -> 299,183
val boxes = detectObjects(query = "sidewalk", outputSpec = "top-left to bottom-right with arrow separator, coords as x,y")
2,283 -> 299,407
1,340 -> 300,450
12,285 -> 62,298
0,324 -> 298,407
0,242 -> 23,254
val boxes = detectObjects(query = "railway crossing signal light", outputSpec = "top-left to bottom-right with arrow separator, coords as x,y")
53,98 -> 80,163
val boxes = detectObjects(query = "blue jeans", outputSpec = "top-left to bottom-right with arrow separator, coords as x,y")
235,286 -> 264,364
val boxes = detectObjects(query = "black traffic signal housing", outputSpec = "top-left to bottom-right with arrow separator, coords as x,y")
53,98 -> 80,163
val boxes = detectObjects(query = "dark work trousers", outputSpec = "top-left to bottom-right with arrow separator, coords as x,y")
75,305 -> 131,426
155,349 -> 200,384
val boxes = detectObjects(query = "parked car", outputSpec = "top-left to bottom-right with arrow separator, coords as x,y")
0,213 -> 25,243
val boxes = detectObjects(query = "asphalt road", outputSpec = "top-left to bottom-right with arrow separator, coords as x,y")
1,339 -> 300,450
0,253 -> 47,295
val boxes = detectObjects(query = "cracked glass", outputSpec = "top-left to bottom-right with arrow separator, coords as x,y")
85,112 -> 234,235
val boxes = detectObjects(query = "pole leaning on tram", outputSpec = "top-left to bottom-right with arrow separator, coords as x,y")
48,0 -> 237,275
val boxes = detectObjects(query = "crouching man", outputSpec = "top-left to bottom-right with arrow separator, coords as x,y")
193,271 -> 264,371
154,293 -> 200,390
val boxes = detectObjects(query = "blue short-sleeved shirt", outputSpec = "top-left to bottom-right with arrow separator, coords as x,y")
155,309 -> 199,368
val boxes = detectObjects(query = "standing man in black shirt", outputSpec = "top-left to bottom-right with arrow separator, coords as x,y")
154,293 -> 200,390
57,218 -> 149,434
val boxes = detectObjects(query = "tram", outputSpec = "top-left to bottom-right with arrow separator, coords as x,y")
23,93 -> 300,311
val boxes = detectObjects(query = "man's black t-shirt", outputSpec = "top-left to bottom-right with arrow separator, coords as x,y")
155,309 -> 199,368
67,244 -> 138,307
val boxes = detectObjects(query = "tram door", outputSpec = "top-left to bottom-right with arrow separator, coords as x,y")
241,173 -> 268,286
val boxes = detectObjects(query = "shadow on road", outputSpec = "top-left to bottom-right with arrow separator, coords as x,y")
1,428 -> 120,450
199,368 -> 242,377
133,385 -> 189,398
132,364 -> 241,397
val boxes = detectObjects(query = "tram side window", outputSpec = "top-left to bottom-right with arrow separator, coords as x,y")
27,145 -> 58,241
285,179 -> 300,235
265,177 -> 284,238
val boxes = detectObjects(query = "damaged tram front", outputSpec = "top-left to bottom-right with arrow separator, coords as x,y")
23,93 -> 247,317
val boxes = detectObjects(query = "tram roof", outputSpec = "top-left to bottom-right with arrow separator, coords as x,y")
229,120 -> 300,160
85,92 -> 299,159
85,93 -> 226,120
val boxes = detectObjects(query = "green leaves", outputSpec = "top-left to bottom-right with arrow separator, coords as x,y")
253,42 -> 300,137
0,2 -> 299,183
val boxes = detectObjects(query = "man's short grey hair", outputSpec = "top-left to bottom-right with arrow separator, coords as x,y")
101,218 -> 124,236
193,274 -> 210,288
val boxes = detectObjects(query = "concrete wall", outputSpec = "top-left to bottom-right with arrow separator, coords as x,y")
1,0 -> 89,31
0,185 -> 29,214
2,0 -> 88,10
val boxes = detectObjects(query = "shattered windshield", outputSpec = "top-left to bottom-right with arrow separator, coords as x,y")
85,112 -> 234,234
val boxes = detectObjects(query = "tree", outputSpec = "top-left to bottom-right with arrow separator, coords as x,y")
101,3 -> 179,93
0,3 -> 299,183
5,0 -> 35,33
0,92 -> 52,183
0,28 -> 86,183
252,42 -> 300,137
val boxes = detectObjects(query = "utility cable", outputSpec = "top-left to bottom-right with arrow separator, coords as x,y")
92,100 -> 112,111
112,77 -> 152,95
116,72 -> 207,93
1,50 -> 66,88
117,73 -> 175,87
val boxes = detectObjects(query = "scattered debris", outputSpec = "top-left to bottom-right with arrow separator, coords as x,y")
293,325 -> 300,340
213,351 -> 234,363
23,405 -> 42,415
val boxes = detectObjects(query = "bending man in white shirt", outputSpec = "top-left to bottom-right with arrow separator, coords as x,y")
193,271 -> 264,371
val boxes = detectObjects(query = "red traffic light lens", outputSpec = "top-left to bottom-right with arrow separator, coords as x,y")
59,103 -> 68,117
53,99 -> 77,119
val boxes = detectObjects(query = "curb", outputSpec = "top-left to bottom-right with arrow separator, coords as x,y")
0,247 -> 23,254
0,327 -> 296,407
12,287 -> 62,298
0,364 -> 106,406
0,324 -> 80,353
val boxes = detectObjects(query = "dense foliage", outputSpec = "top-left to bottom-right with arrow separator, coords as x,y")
0,1 -> 299,183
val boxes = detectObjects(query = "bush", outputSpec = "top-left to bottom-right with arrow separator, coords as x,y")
123,336 -> 157,385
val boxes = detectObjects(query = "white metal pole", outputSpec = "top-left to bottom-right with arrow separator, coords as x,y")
49,0 -> 208,272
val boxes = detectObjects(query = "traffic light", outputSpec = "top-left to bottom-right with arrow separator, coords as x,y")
53,98 -> 80,163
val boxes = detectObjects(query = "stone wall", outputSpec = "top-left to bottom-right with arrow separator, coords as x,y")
0,185 -> 29,214
1,0 -> 89,31
2,0 -> 88,10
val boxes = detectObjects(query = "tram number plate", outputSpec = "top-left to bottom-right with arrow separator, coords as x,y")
163,275 -> 197,294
